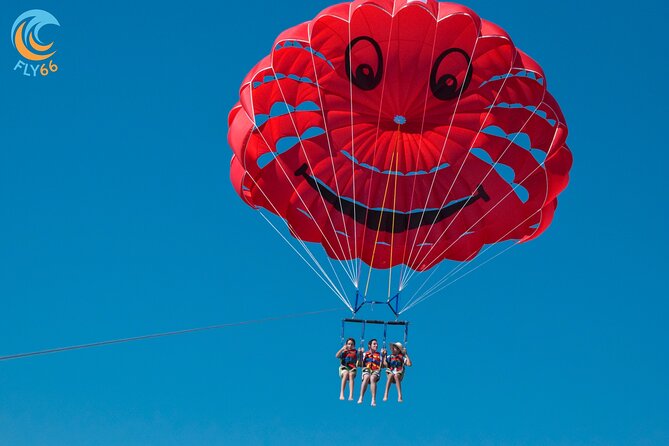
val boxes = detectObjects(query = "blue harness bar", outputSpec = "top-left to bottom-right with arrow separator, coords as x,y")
341,318 -> 410,348
352,291 -> 402,317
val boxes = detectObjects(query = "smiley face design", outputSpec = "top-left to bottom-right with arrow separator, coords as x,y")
229,0 -> 572,271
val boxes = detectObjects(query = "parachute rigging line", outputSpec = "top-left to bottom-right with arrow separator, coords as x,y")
403,234 -> 523,312
399,132 -> 558,312
398,46 -> 516,290
356,9 -> 396,292
400,106 -> 561,294
346,3 -> 360,283
398,21 -> 442,292
363,124 -> 401,299
241,110 -> 357,294
0,307 -> 342,362
267,64 -> 358,282
303,34 -> 359,280
400,211 -> 540,313
256,208 -> 352,309
239,144 -> 352,307
398,33 -> 482,289
399,89 -> 548,289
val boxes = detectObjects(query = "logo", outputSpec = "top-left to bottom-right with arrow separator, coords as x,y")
11,9 -> 60,77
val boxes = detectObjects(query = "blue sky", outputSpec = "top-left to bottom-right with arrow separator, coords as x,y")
1,0 -> 667,445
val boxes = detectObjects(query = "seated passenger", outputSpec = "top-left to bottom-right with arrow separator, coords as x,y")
357,338 -> 385,406
383,342 -> 412,403
335,337 -> 358,400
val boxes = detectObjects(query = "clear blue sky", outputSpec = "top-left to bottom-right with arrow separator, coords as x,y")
1,0 -> 667,445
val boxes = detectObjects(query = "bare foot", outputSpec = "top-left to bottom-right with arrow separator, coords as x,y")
383,396 -> 388,402
357,398 -> 363,404
371,401 -> 376,407
348,396 -> 354,401
398,397 -> 403,403
339,395 -> 345,400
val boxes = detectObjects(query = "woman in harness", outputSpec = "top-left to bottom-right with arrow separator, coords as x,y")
357,339 -> 385,406
336,337 -> 359,400
383,342 -> 412,403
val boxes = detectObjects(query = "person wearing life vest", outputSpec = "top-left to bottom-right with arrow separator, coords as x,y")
383,342 -> 412,403
336,337 -> 359,400
357,338 -> 385,406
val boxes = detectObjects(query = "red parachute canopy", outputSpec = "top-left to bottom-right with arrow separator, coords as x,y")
228,0 -> 572,272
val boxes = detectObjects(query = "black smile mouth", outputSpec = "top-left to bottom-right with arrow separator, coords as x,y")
295,163 -> 490,234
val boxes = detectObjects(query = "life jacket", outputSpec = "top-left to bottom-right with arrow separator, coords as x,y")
387,353 -> 405,372
340,348 -> 358,370
363,350 -> 382,371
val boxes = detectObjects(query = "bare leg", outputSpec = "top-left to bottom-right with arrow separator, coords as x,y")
370,374 -> 379,406
383,374 -> 392,401
348,373 -> 355,400
358,375 -> 370,404
339,371 -> 348,400
396,375 -> 404,402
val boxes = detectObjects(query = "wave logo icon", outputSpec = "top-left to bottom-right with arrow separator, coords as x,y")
11,9 -> 60,77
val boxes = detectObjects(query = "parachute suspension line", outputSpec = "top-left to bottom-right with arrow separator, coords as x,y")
256,209 -> 352,309
388,127 -> 402,299
400,142 -> 545,312
397,22 -> 440,291
241,162 -> 351,308
404,225 -> 529,312
257,196 -> 350,309
304,31 -> 359,277
400,41 -> 511,288
268,66 -> 358,282
364,134 -> 397,297
400,198 -> 541,312
400,58 -> 536,289
401,97 -> 545,289
356,11 -> 396,289
400,211 -> 542,313
255,190 -> 351,310
415,213 -> 541,304
398,38 -> 515,289
345,3 -> 360,287
0,307 -> 344,362
241,113 -> 355,298
412,111 -> 547,284
397,33 -> 482,287
400,122 -> 561,313
401,260 -> 445,309
243,160 -> 350,308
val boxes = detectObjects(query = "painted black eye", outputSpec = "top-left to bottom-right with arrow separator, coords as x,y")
430,48 -> 473,101
345,36 -> 383,91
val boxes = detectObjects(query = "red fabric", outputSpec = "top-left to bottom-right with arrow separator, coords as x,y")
228,0 -> 572,271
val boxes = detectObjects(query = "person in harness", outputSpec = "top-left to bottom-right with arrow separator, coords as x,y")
336,337 -> 359,400
383,342 -> 412,403
357,338 -> 385,406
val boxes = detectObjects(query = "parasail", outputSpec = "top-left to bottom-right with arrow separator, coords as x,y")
228,0 -> 572,317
